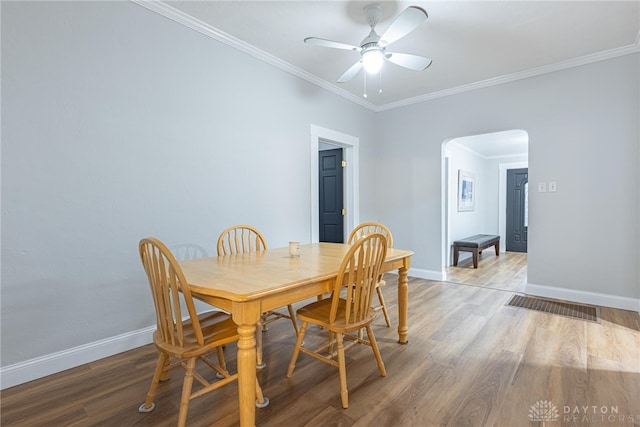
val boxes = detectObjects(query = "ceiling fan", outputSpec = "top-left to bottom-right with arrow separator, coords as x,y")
304,3 -> 432,84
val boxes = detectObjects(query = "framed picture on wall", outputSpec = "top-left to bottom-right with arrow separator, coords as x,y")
458,170 -> 475,211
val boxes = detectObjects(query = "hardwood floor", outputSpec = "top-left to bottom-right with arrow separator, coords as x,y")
445,251 -> 527,293
2,254 -> 639,426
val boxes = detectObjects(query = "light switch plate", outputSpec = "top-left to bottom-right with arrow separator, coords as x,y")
538,182 -> 547,192
548,181 -> 557,192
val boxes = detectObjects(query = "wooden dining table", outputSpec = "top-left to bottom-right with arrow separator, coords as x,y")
179,242 -> 414,426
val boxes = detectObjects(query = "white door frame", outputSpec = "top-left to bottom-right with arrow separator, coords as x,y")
310,124 -> 359,243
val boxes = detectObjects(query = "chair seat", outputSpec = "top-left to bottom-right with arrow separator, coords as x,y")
139,237 -> 268,426
286,233 -> 388,409
297,298 -> 376,333
154,311 -> 238,359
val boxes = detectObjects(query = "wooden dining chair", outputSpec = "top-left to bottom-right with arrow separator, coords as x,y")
347,222 -> 393,327
138,237 -> 268,427
171,243 -> 208,260
217,225 -> 299,368
286,233 -> 388,409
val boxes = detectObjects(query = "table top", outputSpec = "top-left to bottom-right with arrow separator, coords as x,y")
179,242 -> 414,302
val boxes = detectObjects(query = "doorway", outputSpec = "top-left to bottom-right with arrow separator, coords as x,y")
318,148 -> 344,243
442,130 -> 528,274
506,168 -> 528,252
309,125 -> 359,243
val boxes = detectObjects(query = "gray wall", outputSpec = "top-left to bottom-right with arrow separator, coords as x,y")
375,53 -> 639,301
1,1 -> 639,374
1,1 -> 376,366
446,143 -> 490,244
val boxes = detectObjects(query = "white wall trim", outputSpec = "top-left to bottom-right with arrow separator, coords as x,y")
132,0 -> 640,114
130,0 -> 376,111
310,125 -> 359,243
441,141 -> 452,271
525,283 -> 640,312
448,141 -> 527,160
376,43 -> 640,111
0,326 -> 154,390
405,268 -> 445,282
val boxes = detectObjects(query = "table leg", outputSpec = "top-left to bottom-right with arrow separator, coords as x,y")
233,302 -> 260,427
397,265 -> 409,344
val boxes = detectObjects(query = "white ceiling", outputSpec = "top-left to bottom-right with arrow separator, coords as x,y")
156,1 -> 640,111
449,129 -> 528,158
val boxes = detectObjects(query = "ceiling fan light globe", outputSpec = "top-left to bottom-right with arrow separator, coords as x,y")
362,49 -> 384,74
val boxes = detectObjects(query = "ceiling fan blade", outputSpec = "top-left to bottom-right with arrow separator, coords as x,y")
337,61 -> 363,83
385,52 -> 432,71
304,37 -> 361,52
379,6 -> 428,47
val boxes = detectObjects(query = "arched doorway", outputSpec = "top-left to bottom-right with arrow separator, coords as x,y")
441,130 -> 529,274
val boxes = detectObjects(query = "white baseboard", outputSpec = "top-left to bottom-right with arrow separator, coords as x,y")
407,268 -> 444,281
384,268 -> 443,281
4,282 -> 635,390
0,326 -> 154,390
525,283 -> 640,312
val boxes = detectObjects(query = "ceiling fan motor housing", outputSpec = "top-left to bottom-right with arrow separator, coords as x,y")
364,3 -> 383,27
360,30 -> 381,48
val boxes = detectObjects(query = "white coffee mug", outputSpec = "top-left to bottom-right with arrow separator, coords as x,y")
289,241 -> 300,257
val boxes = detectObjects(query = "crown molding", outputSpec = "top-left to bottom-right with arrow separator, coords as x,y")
130,0 -> 378,111
448,141 -> 486,159
133,1 -> 640,114
448,141 -> 527,160
377,39 -> 640,112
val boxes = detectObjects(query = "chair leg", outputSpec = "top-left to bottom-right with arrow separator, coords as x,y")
216,346 -> 226,371
366,325 -> 386,377
287,304 -> 299,335
336,332 -> 348,409
139,352 -> 169,412
214,346 -> 227,379
177,358 -> 196,427
255,378 -> 270,408
159,353 -> 172,382
256,321 -> 265,369
286,321 -> 308,378
376,286 -> 391,327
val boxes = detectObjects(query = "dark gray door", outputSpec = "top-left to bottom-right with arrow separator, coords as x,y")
319,148 -> 344,243
506,168 -> 528,252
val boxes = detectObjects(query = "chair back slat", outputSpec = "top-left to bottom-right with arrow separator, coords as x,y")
329,233 -> 387,325
217,225 -> 267,256
172,243 -> 208,261
347,222 -> 393,248
139,238 -> 204,348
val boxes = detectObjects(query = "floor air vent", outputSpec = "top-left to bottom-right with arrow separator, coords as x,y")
507,294 -> 599,322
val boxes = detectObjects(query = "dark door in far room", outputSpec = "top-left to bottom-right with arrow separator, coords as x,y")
319,148 -> 344,243
506,168 -> 528,252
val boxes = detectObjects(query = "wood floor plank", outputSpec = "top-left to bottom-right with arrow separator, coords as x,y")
2,254 -> 638,426
441,350 -> 523,427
